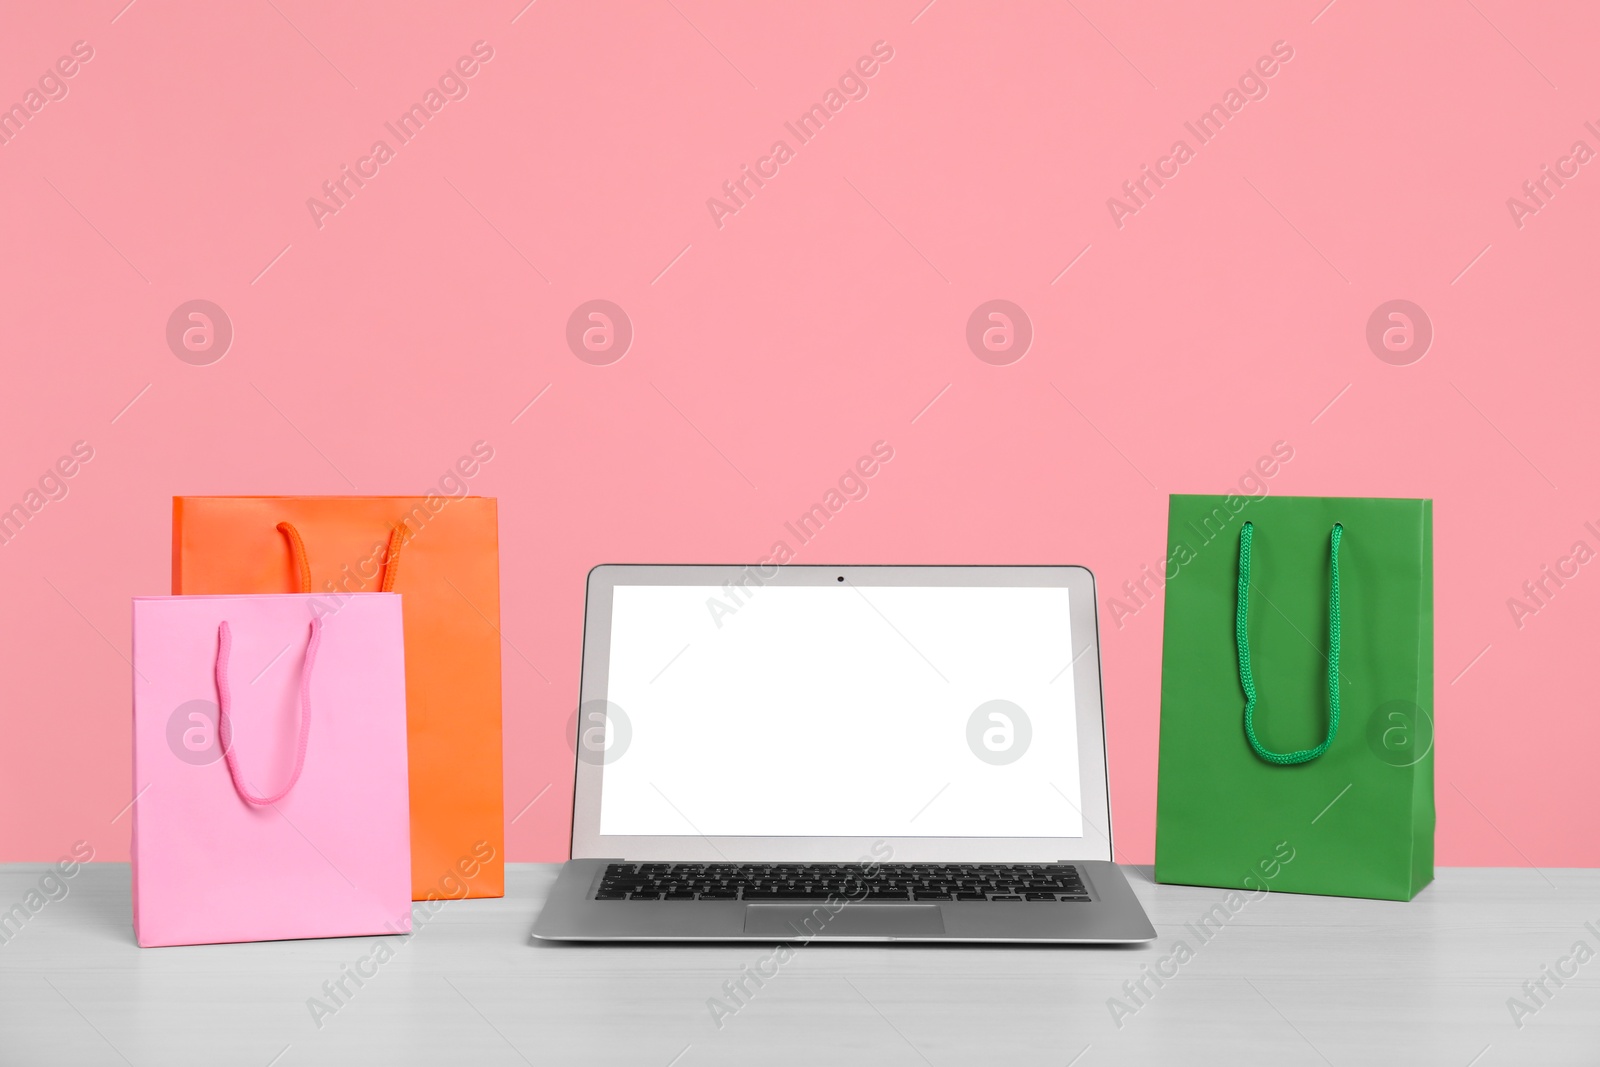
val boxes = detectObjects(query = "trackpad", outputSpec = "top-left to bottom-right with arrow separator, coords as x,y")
744,904 -> 945,938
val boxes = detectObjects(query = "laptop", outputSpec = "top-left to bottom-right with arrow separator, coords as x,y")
532,565 -> 1156,944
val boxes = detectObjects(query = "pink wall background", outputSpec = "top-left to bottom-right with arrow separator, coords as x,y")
2,1 -> 1595,868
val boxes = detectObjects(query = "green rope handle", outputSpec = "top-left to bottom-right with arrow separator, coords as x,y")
1235,520 -> 1343,765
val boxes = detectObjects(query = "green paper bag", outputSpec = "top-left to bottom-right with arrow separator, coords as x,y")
1154,494 -> 1434,901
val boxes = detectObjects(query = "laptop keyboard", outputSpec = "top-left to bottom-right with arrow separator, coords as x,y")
594,862 -> 1090,902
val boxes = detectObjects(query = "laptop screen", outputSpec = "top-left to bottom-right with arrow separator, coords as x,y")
593,582 -> 1086,840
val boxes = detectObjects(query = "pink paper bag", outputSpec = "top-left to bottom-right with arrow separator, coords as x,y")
131,593 -> 412,947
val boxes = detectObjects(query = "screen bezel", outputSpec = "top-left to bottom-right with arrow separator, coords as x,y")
568,564 -> 1114,862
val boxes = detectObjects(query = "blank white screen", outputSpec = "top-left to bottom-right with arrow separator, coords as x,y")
598,583 -> 1083,839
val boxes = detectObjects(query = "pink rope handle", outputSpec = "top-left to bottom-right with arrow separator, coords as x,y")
214,617 -> 322,806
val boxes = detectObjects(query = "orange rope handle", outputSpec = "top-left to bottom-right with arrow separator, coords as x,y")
276,520 -> 410,594
379,523 -> 409,592
276,522 -> 312,594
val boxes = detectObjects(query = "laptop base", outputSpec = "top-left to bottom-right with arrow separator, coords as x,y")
532,859 -> 1156,944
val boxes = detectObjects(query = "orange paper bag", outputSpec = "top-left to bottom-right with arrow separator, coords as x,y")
173,495 -> 505,900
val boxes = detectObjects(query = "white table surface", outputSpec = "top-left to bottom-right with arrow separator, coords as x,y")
1,863 -> 1595,1065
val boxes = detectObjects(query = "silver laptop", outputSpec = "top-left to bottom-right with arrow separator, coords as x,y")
532,565 -> 1156,944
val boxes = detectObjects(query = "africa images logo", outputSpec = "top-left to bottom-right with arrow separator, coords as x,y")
1106,40 -> 1295,229
705,40 -> 895,229
306,41 -> 495,230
